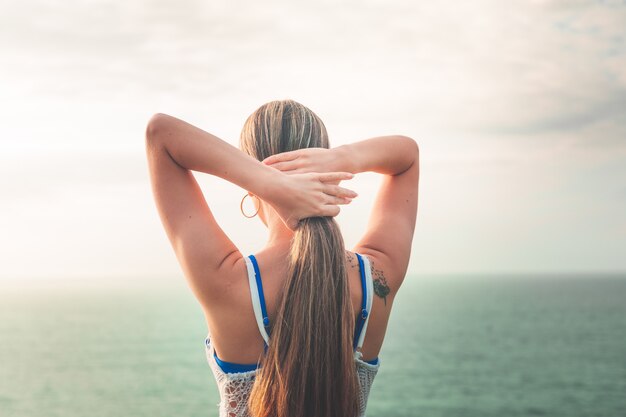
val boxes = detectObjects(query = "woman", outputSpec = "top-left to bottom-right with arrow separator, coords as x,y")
145,99 -> 419,417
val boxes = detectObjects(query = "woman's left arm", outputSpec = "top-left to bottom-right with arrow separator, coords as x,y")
144,113 -> 356,302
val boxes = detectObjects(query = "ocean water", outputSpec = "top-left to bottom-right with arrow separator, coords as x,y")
1,274 -> 625,417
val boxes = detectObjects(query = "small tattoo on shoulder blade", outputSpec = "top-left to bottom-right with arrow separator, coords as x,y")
345,251 -> 357,269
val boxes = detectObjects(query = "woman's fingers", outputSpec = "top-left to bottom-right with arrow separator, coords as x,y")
271,169 -> 357,225
317,172 -> 354,182
323,183 -> 358,198
263,151 -> 298,165
321,194 -> 353,205
327,195 -> 353,205
267,160 -> 298,171
320,205 -> 341,217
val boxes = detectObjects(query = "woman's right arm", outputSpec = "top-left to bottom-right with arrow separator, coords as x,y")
264,135 -> 420,299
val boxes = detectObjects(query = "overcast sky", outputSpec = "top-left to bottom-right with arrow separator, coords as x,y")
1,0 -> 625,284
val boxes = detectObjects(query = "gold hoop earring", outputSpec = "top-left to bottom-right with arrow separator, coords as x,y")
240,193 -> 259,218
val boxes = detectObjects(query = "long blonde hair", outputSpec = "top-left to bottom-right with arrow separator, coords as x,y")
239,100 -> 360,417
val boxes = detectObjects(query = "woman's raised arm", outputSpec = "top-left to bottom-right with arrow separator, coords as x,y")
349,135 -> 419,303
265,135 -> 420,302
144,113 -> 357,304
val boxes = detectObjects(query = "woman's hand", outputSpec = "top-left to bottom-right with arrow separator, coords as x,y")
264,170 -> 358,231
262,147 -> 352,175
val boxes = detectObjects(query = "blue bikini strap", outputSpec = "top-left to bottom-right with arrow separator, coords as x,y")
248,254 -> 271,348
353,253 -> 369,349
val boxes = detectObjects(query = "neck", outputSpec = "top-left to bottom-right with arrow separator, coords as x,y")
264,208 -> 294,248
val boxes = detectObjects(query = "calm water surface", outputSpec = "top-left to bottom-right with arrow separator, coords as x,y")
1,274 -> 625,417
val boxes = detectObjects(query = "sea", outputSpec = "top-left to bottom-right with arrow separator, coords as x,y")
1,273 -> 625,417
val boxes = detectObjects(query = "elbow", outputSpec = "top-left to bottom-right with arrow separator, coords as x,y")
145,113 -> 171,142
397,135 -> 419,164
397,135 -> 419,176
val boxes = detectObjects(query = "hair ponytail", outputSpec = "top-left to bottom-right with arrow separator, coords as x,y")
248,217 -> 360,417
240,99 -> 361,417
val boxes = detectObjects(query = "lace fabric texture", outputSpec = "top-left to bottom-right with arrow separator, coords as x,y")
205,337 -> 380,417
353,351 -> 380,415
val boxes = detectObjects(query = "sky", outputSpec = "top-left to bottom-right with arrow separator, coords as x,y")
1,0 -> 625,284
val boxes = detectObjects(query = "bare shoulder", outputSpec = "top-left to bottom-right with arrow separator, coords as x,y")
195,253 -> 249,314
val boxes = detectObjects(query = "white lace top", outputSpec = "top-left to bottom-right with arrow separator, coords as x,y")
203,253 -> 380,417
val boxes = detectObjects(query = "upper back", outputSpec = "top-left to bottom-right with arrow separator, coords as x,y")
202,247 -> 397,366
203,249 -> 385,417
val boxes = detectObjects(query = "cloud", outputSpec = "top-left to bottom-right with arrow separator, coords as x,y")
1,0 -> 625,278
2,0 -> 624,144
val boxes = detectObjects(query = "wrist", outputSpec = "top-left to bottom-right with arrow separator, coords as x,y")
254,164 -> 284,202
335,144 -> 358,174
